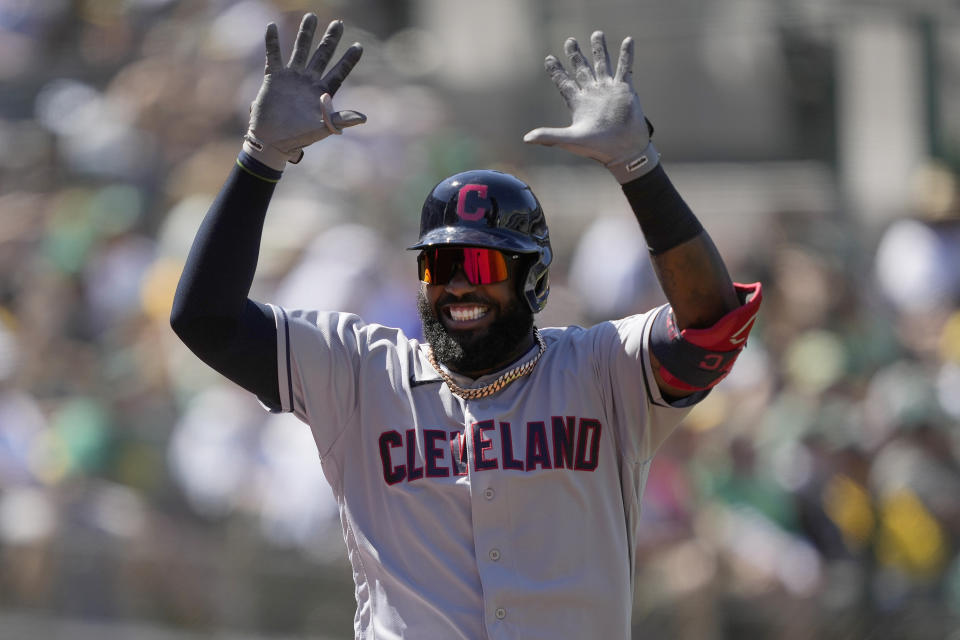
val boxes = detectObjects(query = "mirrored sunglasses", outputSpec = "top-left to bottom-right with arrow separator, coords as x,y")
418,247 -> 515,285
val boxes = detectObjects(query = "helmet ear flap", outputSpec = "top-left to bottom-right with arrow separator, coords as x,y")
532,269 -> 550,311
520,249 -> 551,313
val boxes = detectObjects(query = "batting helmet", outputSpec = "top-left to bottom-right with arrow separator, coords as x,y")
409,170 -> 552,313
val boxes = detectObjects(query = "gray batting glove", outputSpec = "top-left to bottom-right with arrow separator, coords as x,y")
523,31 -> 659,184
243,14 -> 366,171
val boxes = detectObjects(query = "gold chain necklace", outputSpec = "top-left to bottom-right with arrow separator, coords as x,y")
425,329 -> 547,400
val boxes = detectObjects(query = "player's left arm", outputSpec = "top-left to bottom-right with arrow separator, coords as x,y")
525,31 -> 762,399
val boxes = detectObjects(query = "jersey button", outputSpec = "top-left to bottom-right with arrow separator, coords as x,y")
489,548 -> 501,561
495,607 -> 506,620
484,488 -> 495,500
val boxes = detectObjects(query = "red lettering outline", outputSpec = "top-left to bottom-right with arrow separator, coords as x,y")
378,431 -> 405,485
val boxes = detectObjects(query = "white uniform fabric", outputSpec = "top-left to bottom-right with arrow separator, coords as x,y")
268,304 -> 699,640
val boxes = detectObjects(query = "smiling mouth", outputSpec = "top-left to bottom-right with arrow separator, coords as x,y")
444,304 -> 490,323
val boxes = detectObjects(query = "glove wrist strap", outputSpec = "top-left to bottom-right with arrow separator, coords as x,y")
242,133 -> 303,172
605,141 -> 660,184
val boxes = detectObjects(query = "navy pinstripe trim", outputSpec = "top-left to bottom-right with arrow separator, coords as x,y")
279,306 -> 293,410
409,376 -> 443,388
640,312 -> 657,406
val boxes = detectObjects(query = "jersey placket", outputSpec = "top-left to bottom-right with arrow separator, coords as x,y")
462,402 -> 517,637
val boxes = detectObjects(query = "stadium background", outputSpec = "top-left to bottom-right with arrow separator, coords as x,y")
1,0 -> 960,638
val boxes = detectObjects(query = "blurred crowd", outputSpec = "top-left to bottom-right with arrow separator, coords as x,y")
630,192 -> 960,639
1,1 -> 959,639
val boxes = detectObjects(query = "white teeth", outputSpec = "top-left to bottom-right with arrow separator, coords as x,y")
449,306 -> 487,322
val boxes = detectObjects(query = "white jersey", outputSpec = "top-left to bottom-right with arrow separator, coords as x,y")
268,304 -> 698,640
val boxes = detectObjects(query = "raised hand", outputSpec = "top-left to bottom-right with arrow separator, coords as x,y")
243,14 -> 366,171
524,31 -> 658,184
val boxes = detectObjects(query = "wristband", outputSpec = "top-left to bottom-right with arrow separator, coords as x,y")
622,165 -> 703,254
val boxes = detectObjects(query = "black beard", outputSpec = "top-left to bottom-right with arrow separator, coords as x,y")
417,290 -> 534,377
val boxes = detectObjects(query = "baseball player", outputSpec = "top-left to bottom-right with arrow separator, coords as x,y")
170,13 -> 762,639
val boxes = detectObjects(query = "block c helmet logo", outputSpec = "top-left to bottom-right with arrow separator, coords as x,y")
456,184 -> 488,221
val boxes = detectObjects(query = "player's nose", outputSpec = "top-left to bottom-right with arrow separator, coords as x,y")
443,267 -> 476,296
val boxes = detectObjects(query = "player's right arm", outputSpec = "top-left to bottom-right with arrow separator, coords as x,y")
169,14 -> 364,408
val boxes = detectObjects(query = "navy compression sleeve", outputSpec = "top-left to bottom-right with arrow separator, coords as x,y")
170,153 -> 282,409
